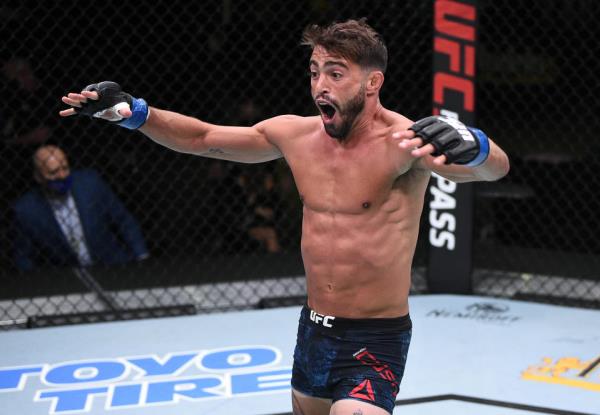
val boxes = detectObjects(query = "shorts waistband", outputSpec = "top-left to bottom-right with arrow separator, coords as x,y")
301,304 -> 412,333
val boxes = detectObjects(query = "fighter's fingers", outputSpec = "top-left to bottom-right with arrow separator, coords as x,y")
392,130 -> 416,141
62,96 -> 82,107
66,92 -> 88,105
410,143 -> 436,158
398,137 -> 424,150
92,102 -> 132,121
432,154 -> 447,165
117,106 -> 132,118
81,90 -> 99,100
59,108 -> 77,117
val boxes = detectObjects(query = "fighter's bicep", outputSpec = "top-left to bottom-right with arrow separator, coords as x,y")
255,115 -> 310,146
200,124 -> 282,163
199,114 -> 308,162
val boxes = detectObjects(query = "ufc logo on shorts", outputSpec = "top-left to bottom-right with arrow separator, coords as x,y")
310,310 -> 335,328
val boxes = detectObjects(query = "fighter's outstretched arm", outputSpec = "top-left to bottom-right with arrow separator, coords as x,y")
60,82 -> 284,163
139,107 -> 284,163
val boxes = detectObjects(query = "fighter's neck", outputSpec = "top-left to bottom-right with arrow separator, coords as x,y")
344,100 -> 384,143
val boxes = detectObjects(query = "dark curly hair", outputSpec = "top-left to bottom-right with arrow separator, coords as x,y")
301,18 -> 388,73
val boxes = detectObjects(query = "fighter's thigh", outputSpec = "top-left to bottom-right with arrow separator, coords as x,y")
330,398 -> 391,415
292,388 -> 331,415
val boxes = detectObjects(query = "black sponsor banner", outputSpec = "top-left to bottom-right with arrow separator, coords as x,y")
427,0 -> 478,293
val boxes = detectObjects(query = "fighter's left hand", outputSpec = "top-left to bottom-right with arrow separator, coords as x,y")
394,116 -> 490,167
394,129 -> 447,166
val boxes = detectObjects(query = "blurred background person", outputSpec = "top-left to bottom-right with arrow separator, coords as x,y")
1,56 -> 53,146
12,145 -> 149,272
197,160 -> 249,255
240,168 -> 282,254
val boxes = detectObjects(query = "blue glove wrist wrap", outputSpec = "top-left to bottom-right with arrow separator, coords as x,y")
118,98 -> 149,130
465,127 -> 490,167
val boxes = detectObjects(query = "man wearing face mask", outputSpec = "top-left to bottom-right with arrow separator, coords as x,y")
11,145 -> 149,272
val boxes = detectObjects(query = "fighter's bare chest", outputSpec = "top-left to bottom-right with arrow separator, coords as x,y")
285,136 -> 413,212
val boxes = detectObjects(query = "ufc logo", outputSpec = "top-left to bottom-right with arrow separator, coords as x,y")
433,0 -> 477,113
309,310 -> 335,328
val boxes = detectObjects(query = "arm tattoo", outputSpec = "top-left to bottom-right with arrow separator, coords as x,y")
353,410 -> 363,415
206,148 -> 225,154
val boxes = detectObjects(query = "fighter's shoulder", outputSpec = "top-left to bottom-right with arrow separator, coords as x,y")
379,107 -> 414,130
256,114 -> 319,140
378,108 -> 431,178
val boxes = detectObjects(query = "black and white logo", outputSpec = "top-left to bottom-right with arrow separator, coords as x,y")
466,302 -> 509,314
427,302 -> 521,325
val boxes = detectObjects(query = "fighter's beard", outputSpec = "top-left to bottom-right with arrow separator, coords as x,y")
325,84 -> 366,141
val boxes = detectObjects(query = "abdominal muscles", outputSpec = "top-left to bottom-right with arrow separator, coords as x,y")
300,202 -> 419,318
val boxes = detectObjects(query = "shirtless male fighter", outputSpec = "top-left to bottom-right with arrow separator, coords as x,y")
60,19 -> 509,415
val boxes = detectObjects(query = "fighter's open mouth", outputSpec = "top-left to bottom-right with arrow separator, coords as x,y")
317,102 -> 336,120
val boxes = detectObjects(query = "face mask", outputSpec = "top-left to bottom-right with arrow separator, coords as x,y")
46,175 -> 73,195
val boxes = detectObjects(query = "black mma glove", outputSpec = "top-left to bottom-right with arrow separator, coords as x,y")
74,81 -> 149,130
408,116 -> 490,167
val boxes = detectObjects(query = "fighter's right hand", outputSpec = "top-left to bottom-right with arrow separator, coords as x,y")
60,81 -> 149,130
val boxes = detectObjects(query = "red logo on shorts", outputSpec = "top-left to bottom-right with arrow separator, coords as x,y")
353,348 -> 399,397
349,379 -> 375,402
